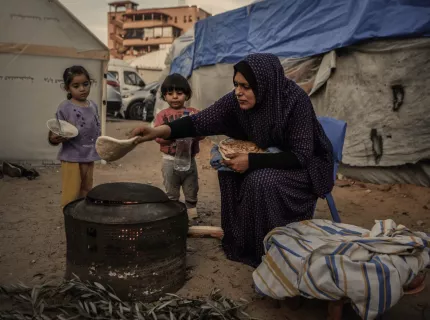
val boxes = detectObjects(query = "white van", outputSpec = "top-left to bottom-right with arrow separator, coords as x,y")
108,59 -> 146,93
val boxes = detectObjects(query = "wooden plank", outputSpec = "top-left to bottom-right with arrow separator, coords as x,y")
0,43 -> 109,61
188,226 -> 224,239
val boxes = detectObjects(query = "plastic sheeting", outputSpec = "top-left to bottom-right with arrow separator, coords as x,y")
169,27 -> 195,77
171,0 -> 430,76
311,38 -> 430,168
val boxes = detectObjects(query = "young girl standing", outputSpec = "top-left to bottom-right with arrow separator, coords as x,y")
49,66 -> 101,207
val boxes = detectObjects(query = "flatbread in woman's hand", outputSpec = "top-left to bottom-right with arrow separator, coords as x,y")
96,136 -> 139,162
218,139 -> 263,160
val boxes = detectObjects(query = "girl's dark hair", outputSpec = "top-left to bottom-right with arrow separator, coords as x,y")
63,66 -> 91,99
160,73 -> 192,101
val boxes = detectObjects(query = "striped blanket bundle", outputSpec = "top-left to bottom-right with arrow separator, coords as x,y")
253,219 -> 430,320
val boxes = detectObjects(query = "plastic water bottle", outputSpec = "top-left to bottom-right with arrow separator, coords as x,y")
174,110 -> 193,171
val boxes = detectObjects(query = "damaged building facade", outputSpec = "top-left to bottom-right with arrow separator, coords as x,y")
108,1 -> 210,60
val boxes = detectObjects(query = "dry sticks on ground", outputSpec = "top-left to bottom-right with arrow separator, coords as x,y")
0,275 -> 255,320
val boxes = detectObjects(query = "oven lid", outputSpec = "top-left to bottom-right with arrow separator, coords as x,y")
63,182 -> 187,224
86,182 -> 169,205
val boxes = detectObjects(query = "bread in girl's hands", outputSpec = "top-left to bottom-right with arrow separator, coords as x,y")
46,119 -> 78,138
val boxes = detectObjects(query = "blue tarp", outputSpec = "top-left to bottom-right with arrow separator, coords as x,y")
170,42 -> 195,77
171,0 -> 430,77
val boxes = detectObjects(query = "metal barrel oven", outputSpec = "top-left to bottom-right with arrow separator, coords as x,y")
63,182 -> 188,302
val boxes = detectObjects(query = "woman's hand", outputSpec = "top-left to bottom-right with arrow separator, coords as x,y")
223,153 -> 249,173
130,125 -> 171,145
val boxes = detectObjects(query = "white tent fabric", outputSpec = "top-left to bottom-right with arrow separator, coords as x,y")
0,0 -> 109,164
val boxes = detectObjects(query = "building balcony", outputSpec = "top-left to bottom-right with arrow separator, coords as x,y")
123,20 -> 167,29
110,33 -> 124,43
123,37 -> 174,46
109,48 -> 122,59
113,19 -> 124,28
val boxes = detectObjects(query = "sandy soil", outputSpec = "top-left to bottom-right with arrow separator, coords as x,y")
1,119 -> 429,319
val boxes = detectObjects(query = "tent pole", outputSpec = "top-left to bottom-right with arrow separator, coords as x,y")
100,60 -> 108,165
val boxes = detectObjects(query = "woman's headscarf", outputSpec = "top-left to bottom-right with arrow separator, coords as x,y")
232,54 -> 293,149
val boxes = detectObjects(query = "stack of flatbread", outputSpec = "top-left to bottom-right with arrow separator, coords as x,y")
218,139 -> 263,160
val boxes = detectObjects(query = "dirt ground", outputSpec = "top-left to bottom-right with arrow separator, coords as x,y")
1,119 -> 429,319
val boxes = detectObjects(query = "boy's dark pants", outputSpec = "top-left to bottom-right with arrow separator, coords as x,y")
162,158 -> 199,208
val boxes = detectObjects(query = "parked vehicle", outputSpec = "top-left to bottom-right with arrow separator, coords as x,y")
122,82 -> 160,121
106,72 -> 123,117
108,59 -> 145,93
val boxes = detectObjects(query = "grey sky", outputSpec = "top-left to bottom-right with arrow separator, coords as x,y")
59,0 -> 252,45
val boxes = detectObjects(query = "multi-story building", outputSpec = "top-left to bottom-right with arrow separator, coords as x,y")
108,1 -> 211,59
